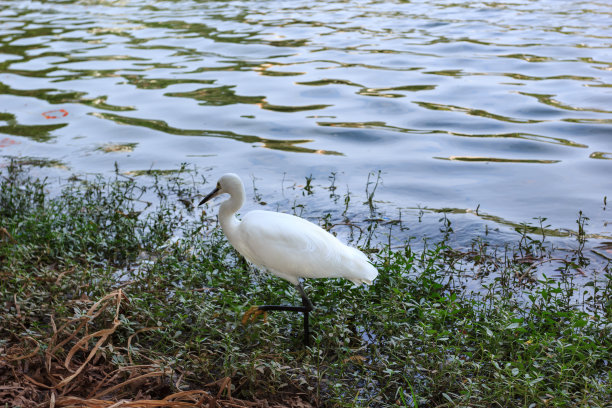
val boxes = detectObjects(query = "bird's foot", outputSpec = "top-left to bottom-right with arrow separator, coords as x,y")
241,305 -> 268,325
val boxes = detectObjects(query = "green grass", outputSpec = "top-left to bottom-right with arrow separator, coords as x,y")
0,161 -> 610,407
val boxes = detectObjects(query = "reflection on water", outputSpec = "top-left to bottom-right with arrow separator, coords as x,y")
434,156 -> 560,164
0,0 -> 611,243
92,111 -> 343,155
317,121 -> 589,148
0,112 -> 67,141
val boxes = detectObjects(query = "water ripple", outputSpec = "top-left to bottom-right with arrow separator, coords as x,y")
1,0 -> 611,239
92,112 -> 343,156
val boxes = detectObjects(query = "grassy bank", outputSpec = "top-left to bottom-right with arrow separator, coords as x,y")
1,162 -> 610,407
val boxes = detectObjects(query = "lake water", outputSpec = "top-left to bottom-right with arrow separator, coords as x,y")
1,0 -> 611,253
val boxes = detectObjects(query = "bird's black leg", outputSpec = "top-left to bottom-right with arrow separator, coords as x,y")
296,282 -> 314,311
296,282 -> 314,346
256,282 -> 314,346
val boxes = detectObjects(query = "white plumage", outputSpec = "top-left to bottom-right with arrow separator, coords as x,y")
200,173 -> 378,286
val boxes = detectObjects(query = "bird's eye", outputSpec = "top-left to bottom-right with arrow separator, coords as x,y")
217,183 -> 221,188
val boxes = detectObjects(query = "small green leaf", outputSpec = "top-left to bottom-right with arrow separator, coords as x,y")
574,319 -> 587,328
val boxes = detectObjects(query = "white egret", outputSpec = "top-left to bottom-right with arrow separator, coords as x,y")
199,173 -> 378,345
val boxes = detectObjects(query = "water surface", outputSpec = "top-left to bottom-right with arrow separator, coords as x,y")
1,0 -> 611,248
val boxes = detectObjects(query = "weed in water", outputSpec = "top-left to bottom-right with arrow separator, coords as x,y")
303,174 -> 314,195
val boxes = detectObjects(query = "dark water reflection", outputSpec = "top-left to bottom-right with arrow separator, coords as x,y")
0,0 -> 610,247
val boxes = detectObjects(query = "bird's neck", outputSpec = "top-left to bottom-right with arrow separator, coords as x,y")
218,188 -> 244,239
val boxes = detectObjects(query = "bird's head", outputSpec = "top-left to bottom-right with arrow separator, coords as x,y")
199,173 -> 242,206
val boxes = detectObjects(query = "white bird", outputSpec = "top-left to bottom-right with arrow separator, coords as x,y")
199,173 -> 378,345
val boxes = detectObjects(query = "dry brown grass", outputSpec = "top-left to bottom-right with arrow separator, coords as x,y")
0,290 -> 313,408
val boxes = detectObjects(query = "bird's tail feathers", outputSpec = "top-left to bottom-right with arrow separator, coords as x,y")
345,247 -> 379,286
348,277 -> 374,286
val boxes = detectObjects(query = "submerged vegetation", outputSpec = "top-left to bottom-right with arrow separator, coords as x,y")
0,162 -> 610,407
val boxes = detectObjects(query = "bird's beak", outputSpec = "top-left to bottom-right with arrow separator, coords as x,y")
199,186 -> 221,206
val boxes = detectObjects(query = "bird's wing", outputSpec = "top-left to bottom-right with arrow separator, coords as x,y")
236,210 -> 353,283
